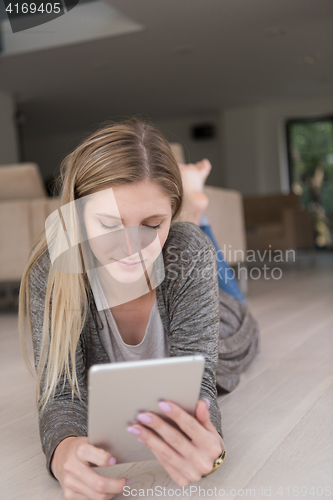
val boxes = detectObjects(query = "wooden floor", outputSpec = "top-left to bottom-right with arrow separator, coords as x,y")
1,252 -> 333,500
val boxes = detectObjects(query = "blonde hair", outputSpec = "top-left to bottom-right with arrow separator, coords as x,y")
19,117 -> 183,411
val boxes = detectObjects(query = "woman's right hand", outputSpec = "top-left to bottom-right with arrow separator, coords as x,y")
51,436 -> 127,500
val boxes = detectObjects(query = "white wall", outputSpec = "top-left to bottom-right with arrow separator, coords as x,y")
23,96 -> 333,195
0,90 -> 19,165
221,96 -> 333,196
24,111 -> 225,187
154,112 -> 224,187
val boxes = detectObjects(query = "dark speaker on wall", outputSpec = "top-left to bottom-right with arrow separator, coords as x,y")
191,123 -> 215,140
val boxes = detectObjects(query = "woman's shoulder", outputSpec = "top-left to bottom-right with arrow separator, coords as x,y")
163,221 -> 216,261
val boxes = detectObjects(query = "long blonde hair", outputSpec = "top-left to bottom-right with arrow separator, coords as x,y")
19,117 -> 183,411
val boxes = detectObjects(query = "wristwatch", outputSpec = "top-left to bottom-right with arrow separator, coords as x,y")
202,448 -> 226,477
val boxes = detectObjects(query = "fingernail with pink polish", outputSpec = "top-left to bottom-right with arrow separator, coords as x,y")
109,457 -> 116,466
137,413 -> 153,424
127,426 -> 141,436
138,438 -> 146,444
202,397 -> 211,409
158,401 -> 172,413
126,478 -> 130,486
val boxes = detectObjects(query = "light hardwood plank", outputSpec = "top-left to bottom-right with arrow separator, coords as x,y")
242,382 -> 333,499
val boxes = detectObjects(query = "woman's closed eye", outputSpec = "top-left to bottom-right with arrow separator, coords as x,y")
98,220 -> 162,230
99,220 -> 122,230
145,222 -> 162,230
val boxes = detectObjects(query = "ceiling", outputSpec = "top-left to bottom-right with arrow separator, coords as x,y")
0,0 -> 332,136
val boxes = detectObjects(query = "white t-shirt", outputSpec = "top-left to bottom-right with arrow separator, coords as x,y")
98,297 -> 170,363
88,266 -> 169,362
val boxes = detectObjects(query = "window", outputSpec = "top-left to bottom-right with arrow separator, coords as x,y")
286,117 -> 333,248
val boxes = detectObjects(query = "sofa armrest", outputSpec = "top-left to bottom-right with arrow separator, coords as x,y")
0,200 -> 31,281
203,186 -> 247,264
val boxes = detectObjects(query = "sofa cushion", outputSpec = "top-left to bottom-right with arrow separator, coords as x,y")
0,163 -> 46,201
0,201 -> 31,281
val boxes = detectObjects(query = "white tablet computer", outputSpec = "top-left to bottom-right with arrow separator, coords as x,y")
88,355 -> 205,463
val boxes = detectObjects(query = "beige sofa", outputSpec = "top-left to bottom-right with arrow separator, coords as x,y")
202,185 -> 246,266
0,163 -> 60,283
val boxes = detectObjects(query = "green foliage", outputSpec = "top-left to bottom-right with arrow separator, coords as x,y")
289,118 -> 333,245
290,120 -> 333,208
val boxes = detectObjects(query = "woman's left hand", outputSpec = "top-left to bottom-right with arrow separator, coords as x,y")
127,399 -> 225,486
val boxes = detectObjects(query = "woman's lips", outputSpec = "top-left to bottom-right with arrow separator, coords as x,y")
111,258 -> 144,268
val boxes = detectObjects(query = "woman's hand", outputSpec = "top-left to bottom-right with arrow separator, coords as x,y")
51,436 -> 127,500
127,399 -> 226,486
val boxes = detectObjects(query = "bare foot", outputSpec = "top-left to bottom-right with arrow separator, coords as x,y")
177,159 -> 212,225
179,159 -> 212,192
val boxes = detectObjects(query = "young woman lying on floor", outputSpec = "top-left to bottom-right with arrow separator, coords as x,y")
19,118 -> 259,500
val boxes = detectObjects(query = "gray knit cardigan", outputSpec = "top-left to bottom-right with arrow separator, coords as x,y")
28,221 -> 260,476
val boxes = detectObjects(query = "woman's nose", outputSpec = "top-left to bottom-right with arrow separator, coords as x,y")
124,226 -> 132,255
115,226 -> 142,258
126,226 -> 158,256
106,226 -> 156,260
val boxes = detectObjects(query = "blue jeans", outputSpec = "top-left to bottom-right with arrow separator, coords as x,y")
199,216 -> 246,304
